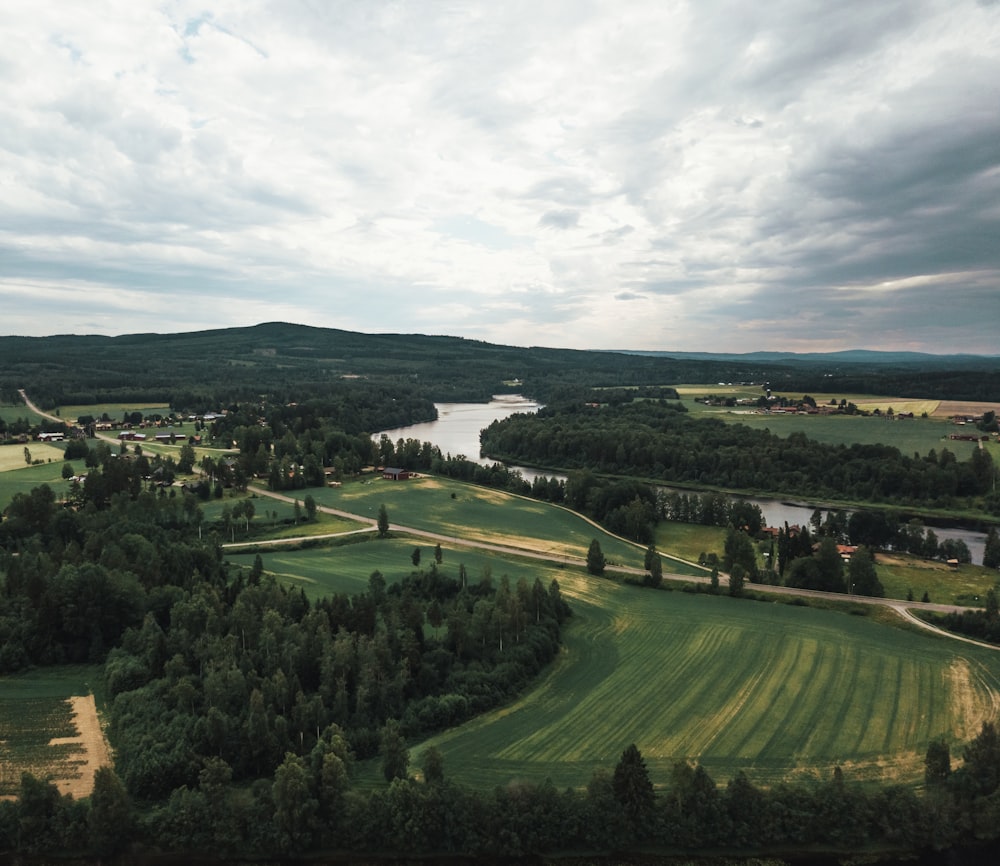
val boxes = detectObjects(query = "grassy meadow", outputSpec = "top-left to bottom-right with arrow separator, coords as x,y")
396,575 -> 1000,791
876,553 -> 1000,607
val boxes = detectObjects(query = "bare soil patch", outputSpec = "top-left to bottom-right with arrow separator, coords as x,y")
46,695 -> 112,798
933,400 -> 1000,418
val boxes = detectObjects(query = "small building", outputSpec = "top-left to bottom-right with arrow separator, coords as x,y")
382,467 -> 411,481
38,432 -> 65,442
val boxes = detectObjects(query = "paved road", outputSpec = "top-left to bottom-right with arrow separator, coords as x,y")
20,390 -> 995,650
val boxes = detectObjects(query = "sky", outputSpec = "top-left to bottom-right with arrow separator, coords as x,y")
2,1 -> 999,354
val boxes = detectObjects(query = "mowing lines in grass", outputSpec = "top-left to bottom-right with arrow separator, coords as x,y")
407,579 -> 1000,790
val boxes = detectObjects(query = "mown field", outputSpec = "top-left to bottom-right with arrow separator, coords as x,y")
274,475 -> 654,569
227,512 -> 1000,792
0,452 -> 73,506
0,666 -> 105,798
675,385 -> 998,457
398,574 -> 1000,790
0,442 -> 66,472
56,402 -> 171,423
227,537 -> 579,600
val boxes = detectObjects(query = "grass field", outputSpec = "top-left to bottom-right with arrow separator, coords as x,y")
56,402 -> 171,423
394,575 -> 1000,791
278,475 -> 653,569
226,538 -> 582,600
877,553 -> 1000,607
0,457 -> 73,507
0,442 -> 66,471
675,385 -> 997,457
205,493 -> 364,542
0,666 -> 108,798
0,404 -> 45,426
653,522 -> 726,565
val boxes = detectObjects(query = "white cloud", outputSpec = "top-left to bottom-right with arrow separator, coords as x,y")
0,0 -> 998,353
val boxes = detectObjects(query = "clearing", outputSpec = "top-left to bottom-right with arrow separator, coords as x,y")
0,668 -> 111,799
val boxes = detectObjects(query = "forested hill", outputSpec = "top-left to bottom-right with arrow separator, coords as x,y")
3,322 -> 1000,410
0,322 -> 720,408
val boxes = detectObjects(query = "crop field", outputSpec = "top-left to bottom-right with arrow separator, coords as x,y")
0,667 -> 110,799
400,574 -> 1000,791
285,475 -> 652,569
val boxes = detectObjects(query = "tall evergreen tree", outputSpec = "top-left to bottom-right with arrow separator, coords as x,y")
612,744 -> 655,827
586,539 -> 606,576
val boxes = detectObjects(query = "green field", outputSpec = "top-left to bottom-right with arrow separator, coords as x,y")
653,522 -> 726,566
877,553 -> 1000,607
0,442 -> 66,472
229,523 -> 1000,791
56,402 -> 172,423
274,475 -> 653,569
0,666 -> 104,797
227,538 -> 580,600
207,493 -> 365,542
0,456 -> 74,507
675,385 -> 989,457
397,575 -> 1000,790
0,403 -> 44,426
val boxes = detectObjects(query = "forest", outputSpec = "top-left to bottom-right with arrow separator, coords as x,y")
479,399 -> 1000,514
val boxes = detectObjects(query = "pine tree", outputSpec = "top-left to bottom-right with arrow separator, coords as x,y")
613,744 -> 655,827
586,539 -> 606,576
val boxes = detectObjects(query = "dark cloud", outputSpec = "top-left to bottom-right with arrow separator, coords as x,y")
538,209 -> 580,229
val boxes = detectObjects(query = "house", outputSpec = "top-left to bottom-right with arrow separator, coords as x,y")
38,432 -> 65,442
382,467 -> 411,481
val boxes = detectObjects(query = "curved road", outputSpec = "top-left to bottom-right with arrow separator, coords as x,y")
19,391 -> 996,651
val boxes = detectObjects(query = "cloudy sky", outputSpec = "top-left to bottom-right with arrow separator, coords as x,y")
2,1 -> 999,353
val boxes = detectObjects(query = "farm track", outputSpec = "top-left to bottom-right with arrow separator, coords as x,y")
19,388 -> 994,646
236,482 -> 995,651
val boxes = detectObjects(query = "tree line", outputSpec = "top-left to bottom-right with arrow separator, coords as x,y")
479,399 -> 999,514
4,725 -> 1000,858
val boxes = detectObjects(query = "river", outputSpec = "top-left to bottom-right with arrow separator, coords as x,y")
376,397 -> 988,563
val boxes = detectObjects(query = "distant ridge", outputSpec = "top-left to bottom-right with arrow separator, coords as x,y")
616,348 -> 1000,365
